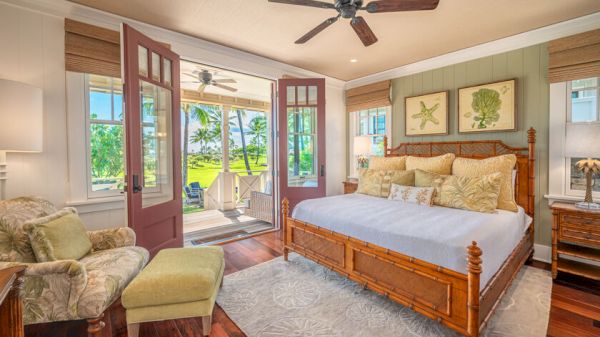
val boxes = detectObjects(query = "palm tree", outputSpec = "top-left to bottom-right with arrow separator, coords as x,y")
191,128 -> 212,154
234,108 -> 252,175
247,115 -> 267,164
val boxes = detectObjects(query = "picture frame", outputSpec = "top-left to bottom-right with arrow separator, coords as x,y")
458,79 -> 517,133
405,90 -> 449,136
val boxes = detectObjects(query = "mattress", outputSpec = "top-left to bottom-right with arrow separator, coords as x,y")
291,193 -> 532,288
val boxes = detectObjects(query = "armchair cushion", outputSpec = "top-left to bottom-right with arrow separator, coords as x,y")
0,197 -> 57,263
88,227 -> 136,251
77,246 -> 149,318
24,208 -> 92,262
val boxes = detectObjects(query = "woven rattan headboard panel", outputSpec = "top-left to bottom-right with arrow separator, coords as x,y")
383,128 -> 536,219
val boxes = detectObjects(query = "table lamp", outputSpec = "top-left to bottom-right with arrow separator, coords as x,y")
0,79 -> 43,200
353,136 -> 371,169
565,122 -> 600,210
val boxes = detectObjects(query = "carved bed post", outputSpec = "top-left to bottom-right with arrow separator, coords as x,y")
527,128 -> 536,246
467,241 -> 482,337
282,198 -> 289,261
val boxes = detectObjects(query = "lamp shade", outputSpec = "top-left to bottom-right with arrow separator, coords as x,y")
565,123 -> 600,158
0,79 -> 43,152
353,136 -> 371,156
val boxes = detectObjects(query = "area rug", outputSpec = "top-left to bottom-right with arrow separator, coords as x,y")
217,253 -> 551,337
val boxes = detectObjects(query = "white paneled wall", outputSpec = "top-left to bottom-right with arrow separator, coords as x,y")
0,0 -> 347,230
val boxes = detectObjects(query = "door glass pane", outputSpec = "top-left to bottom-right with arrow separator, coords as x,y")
163,58 -> 172,86
308,86 -> 317,105
297,86 -> 307,105
151,52 -> 161,82
140,80 -> 173,208
286,86 -> 296,105
138,46 -> 148,77
287,107 -> 317,187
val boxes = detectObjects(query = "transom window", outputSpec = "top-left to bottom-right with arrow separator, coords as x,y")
86,74 -> 125,197
357,107 -> 387,156
566,77 -> 600,196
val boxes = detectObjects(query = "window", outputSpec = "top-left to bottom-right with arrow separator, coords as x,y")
86,74 -> 124,197
357,107 -> 388,156
566,77 -> 600,197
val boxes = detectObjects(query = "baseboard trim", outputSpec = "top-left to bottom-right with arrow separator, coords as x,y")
534,244 -> 551,264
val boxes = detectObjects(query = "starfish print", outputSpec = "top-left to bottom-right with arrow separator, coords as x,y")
411,101 -> 440,130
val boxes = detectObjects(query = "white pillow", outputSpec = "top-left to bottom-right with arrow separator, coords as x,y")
388,184 -> 435,206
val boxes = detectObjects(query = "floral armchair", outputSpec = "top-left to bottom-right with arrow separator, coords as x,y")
0,197 -> 149,335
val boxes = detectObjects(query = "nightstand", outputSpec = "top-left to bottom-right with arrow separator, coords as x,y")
551,202 -> 600,281
343,179 -> 358,194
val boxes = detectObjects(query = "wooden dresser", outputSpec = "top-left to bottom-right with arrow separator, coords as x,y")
343,179 -> 358,194
551,202 -> 600,281
0,266 -> 26,337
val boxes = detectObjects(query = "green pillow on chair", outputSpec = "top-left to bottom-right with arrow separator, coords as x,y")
23,207 -> 92,262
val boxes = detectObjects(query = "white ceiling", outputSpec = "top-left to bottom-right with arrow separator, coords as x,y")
180,60 -> 273,102
69,0 -> 600,81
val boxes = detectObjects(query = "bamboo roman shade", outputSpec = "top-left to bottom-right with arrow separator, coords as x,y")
65,19 -> 121,78
346,80 -> 391,112
548,28 -> 600,83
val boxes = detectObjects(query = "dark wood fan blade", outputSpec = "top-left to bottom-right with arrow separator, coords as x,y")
213,79 -> 237,84
214,83 -> 238,92
350,16 -> 378,47
295,16 -> 339,44
268,0 -> 335,9
365,0 -> 439,13
183,73 -> 198,79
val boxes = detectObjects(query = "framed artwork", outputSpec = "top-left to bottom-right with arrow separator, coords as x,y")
458,79 -> 517,133
405,91 -> 448,136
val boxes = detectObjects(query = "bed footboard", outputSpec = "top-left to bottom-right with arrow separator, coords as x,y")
282,198 -> 484,336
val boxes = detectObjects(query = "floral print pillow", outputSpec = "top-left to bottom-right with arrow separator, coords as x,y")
388,184 -> 435,206
437,172 -> 503,213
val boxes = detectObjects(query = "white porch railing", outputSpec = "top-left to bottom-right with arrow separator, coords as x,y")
204,170 -> 270,211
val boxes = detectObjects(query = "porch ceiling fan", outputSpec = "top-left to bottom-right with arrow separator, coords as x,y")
182,69 -> 238,93
269,0 -> 440,47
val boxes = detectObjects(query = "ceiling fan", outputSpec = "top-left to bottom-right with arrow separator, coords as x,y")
182,69 -> 238,93
269,0 -> 440,47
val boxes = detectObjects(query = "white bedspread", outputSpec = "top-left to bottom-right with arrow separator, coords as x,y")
292,193 -> 532,288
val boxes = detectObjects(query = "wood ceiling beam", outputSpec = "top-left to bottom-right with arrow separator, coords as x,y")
181,89 -> 271,112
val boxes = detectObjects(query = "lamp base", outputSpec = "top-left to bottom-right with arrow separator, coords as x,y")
574,201 -> 600,210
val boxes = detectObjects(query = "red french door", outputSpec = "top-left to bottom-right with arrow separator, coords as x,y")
278,78 -> 326,213
122,24 -> 183,256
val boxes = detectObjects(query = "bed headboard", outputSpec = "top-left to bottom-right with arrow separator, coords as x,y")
383,128 -> 536,219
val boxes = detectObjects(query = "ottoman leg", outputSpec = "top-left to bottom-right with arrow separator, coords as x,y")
127,323 -> 140,337
87,313 -> 105,337
202,315 -> 212,336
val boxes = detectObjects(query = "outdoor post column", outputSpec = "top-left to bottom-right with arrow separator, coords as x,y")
222,105 -> 230,172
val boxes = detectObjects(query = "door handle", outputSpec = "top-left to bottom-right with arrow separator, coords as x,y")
132,174 -> 143,193
320,165 -> 325,177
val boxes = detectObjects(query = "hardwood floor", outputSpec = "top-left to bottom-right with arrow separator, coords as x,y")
23,231 -> 600,337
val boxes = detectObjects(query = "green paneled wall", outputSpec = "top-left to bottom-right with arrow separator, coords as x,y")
388,43 -> 551,246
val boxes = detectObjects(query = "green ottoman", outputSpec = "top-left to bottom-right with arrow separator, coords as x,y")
122,246 -> 224,336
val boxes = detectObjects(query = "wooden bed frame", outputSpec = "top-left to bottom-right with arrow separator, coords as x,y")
282,128 -> 536,337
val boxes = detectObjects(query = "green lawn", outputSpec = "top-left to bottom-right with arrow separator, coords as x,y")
186,157 -> 268,190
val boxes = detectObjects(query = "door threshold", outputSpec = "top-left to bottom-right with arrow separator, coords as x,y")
188,228 -> 279,246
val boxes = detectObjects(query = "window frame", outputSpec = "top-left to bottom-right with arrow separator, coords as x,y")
84,74 -> 126,199
348,106 -> 392,177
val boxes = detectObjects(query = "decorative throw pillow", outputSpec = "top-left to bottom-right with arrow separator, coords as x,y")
23,207 -> 92,262
357,169 -> 415,198
452,155 -> 518,212
437,173 -> 503,213
369,156 -> 406,171
414,169 -> 448,205
388,184 -> 435,206
406,153 -> 456,175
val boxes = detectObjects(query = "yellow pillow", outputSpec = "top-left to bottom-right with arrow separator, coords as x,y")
369,156 -> 406,170
452,154 -> 518,212
406,153 -> 455,175
414,169 -> 448,205
357,169 -> 415,198
437,173 -> 503,213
